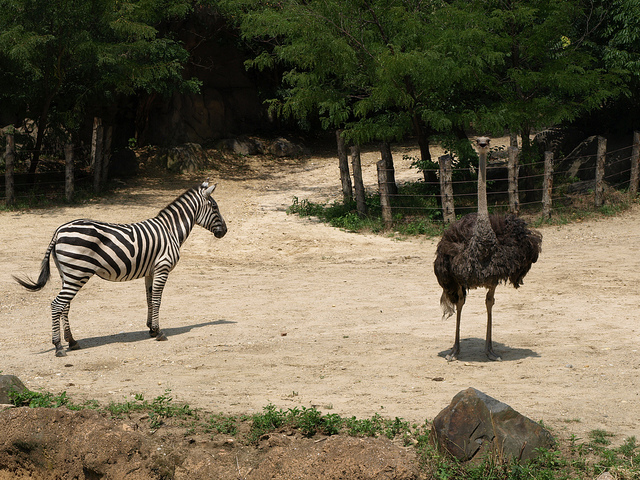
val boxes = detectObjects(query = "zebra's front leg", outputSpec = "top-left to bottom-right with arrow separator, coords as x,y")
146,272 -> 168,341
145,275 -> 154,331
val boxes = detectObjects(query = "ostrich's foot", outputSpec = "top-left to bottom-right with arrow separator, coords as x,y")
485,347 -> 502,362
445,345 -> 460,362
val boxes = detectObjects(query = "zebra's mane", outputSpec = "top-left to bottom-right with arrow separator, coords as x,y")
156,187 -> 201,216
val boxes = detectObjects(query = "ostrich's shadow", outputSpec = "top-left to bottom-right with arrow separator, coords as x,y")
437,337 -> 539,362
37,319 -> 235,355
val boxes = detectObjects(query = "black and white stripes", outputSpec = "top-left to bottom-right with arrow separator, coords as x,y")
14,180 -> 227,357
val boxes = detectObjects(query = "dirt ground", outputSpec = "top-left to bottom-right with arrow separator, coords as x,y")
0,139 -> 639,476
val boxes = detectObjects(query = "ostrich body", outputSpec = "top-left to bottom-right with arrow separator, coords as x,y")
433,137 -> 542,361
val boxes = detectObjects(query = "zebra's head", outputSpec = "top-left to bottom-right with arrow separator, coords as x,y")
198,181 -> 227,238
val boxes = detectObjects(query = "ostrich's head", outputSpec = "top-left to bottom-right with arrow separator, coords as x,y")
475,136 -> 491,155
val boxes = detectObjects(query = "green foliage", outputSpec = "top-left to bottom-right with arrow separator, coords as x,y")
287,181 -> 444,236
204,413 -> 238,436
105,389 -> 197,428
223,0 -> 629,171
9,388 -> 98,410
0,0 -> 200,167
245,404 -> 413,444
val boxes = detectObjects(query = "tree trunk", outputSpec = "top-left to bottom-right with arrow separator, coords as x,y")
411,114 -> 436,184
101,126 -> 113,187
28,92 -> 56,177
65,144 -> 74,202
438,154 -> 455,224
350,145 -> 366,216
379,142 -> 398,195
595,136 -> 606,207
5,132 -> 15,206
92,118 -> 104,193
377,160 -> 392,228
336,130 -> 352,203
509,132 -> 518,148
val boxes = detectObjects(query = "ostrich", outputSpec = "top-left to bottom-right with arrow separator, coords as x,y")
433,136 -> 542,361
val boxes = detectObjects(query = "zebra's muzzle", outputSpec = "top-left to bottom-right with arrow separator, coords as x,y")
214,225 -> 227,238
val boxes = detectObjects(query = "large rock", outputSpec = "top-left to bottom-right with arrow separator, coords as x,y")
431,388 -> 555,463
158,143 -> 209,173
0,375 -> 27,404
268,137 -> 304,157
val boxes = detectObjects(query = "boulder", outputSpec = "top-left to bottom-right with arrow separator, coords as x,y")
219,136 -> 266,156
268,137 -> 304,158
431,387 -> 555,463
0,375 -> 27,404
159,143 -> 209,173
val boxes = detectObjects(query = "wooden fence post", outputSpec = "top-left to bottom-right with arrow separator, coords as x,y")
630,131 -> 640,198
92,117 -> 104,192
595,136 -> 606,207
438,154 -> 456,224
336,130 -> 352,203
377,160 -> 393,228
507,146 -> 520,214
65,144 -> 74,201
379,142 -> 398,196
542,151 -> 554,219
5,131 -> 15,206
350,145 -> 366,216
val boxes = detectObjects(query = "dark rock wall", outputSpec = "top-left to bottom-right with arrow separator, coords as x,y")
136,9 -> 273,146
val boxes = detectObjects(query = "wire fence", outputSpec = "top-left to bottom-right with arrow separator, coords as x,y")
377,134 -> 640,224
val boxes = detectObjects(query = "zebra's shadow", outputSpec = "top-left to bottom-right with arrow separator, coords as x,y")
37,319 -> 235,354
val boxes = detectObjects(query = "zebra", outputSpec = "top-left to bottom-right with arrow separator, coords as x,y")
13,180 -> 227,357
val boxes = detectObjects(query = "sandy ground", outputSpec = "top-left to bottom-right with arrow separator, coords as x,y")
1,142 -> 639,447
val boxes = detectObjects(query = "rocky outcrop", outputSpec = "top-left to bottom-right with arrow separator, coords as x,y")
431,388 -> 555,463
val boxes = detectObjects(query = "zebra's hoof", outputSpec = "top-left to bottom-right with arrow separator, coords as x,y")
68,340 -> 80,351
55,349 -> 67,357
155,332 -> 168,341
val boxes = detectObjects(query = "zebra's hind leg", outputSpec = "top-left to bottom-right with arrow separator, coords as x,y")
60,304 -> 80,351
51,281 -> 84,357
146,272 -> 168,341
51,297 -> 70,357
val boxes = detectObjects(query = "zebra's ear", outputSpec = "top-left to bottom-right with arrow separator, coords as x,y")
201,178 -> 210,189
204,183 -> 217,197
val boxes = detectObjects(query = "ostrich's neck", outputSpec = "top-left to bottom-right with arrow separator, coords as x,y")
477,151 -> 489,220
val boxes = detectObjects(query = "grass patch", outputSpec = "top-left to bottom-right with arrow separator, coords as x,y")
287,181 -> 445,237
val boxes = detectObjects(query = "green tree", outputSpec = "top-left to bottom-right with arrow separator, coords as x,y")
0,0 -> 200,174
225,0 -> 627,162
449,0 -> 626,148
222,0 -> 496,188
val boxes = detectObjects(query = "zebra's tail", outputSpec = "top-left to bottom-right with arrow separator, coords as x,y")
13,236 -> 55,291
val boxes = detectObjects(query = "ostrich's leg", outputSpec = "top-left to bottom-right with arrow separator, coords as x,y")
446,291 -> 465,361
485,285 -> 501,361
